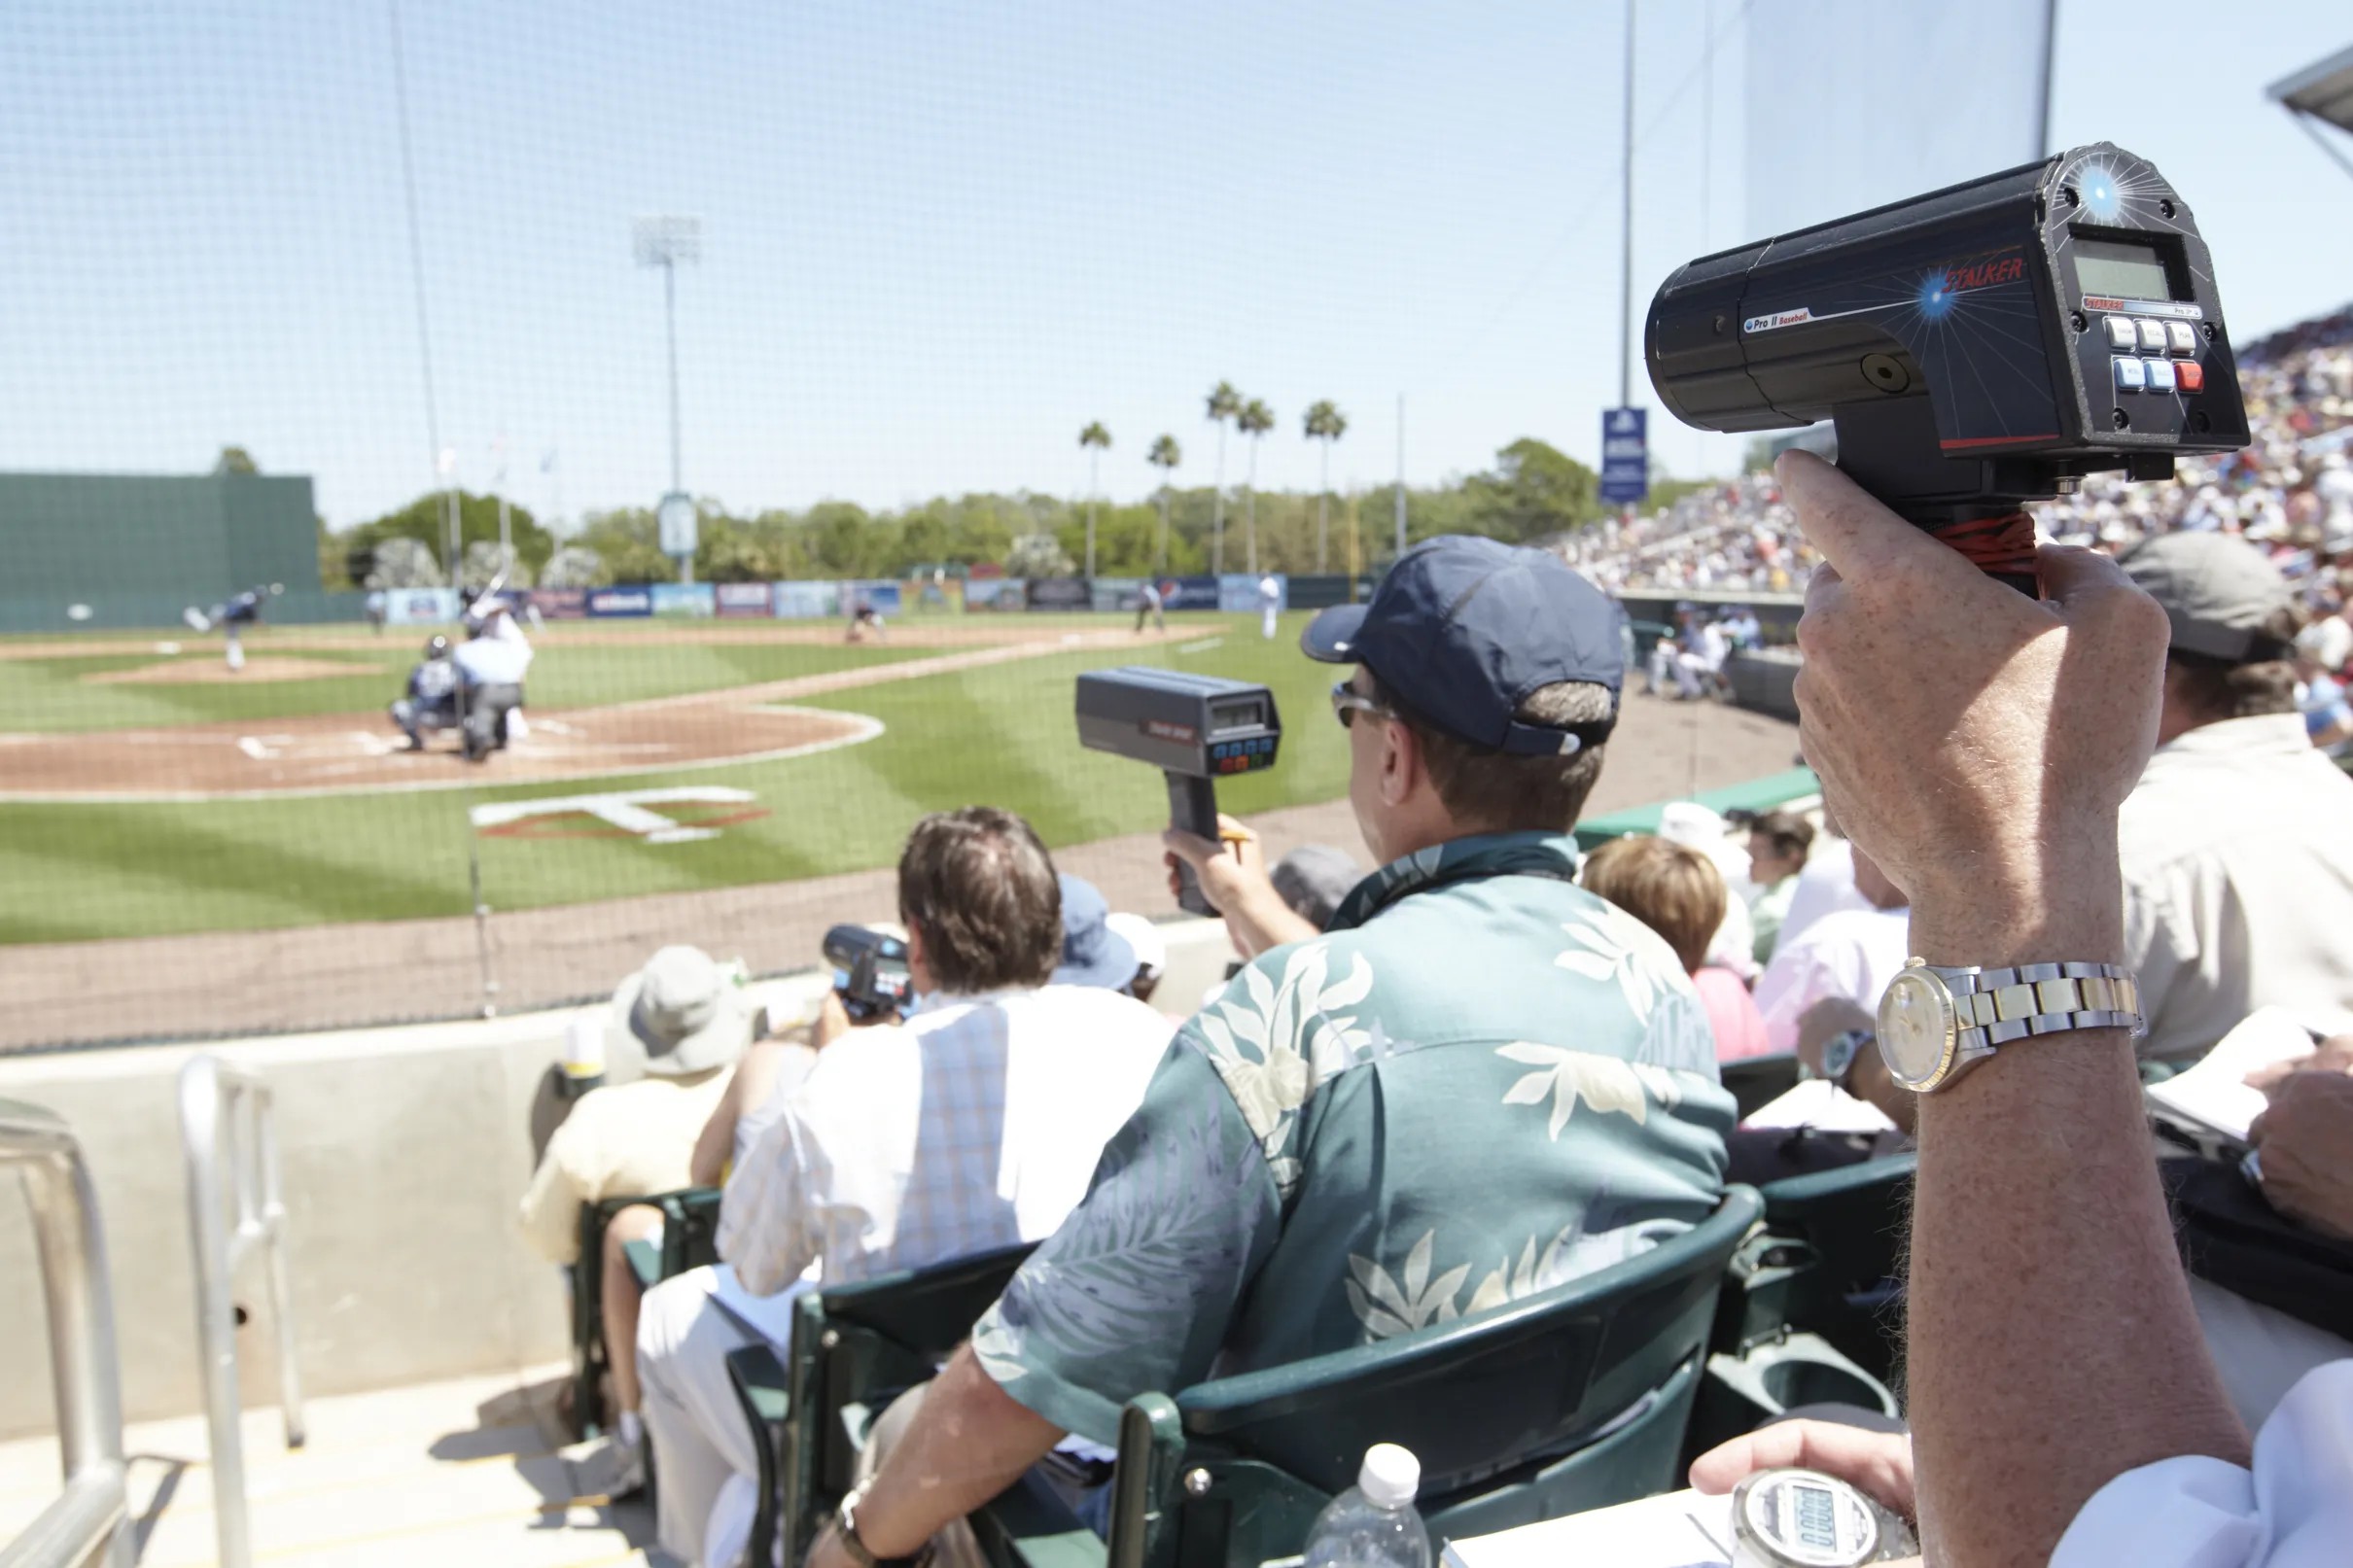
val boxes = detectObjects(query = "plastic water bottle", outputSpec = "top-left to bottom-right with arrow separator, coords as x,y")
1302,1444 -> 1431,1568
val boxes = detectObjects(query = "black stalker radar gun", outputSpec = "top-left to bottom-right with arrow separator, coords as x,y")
1646,143 -> 2250,593
1075,667 -> 1282,916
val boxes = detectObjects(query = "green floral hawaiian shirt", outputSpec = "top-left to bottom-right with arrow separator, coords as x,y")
971,830 -> 1734,1445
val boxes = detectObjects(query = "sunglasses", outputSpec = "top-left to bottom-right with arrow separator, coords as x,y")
1329,680 -> 1392,731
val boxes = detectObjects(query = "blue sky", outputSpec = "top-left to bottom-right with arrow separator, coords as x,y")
3,1 -> 2349,531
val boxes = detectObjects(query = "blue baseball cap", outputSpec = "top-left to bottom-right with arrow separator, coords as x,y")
1301,536 -> 1623,755
1051,874 -> 1139,991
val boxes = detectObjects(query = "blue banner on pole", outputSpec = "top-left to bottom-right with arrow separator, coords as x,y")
1599,407 -> 1648,505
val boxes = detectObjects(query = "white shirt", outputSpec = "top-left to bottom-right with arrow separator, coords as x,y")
1752,905 -> 1913,1056
2054,1360 -> 2353,1568
453,634 -> 531,685
1258,575 -> 1280,604
716,984 -> 1173,1297
1772,838 -> 1873,960
2121,714 -> 2353,1062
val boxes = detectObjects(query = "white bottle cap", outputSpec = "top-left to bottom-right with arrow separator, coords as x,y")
1357,1444 -> 1420,1509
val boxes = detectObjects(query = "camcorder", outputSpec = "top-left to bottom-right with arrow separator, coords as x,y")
822,923 -> 913,1022
1647,143 -> 2250,594
1075,667 -> 1282,916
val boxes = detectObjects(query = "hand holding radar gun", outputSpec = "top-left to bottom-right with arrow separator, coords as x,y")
1646,143 -> 2248,595
1076,669 -> 1282,916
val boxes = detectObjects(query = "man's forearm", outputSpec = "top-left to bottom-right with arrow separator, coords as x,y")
847,1344 -> 1066,1556
1905,865 -> 2248,1564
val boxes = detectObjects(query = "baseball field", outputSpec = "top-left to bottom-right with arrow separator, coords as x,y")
0,610 -> 1349,944
0,605 -> 1806,1051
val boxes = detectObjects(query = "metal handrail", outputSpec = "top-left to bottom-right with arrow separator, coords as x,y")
0,1099 -> 132,1568
180,1056 -> 305,1568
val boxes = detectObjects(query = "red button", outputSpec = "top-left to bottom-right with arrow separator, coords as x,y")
2177,362 -> 2205,393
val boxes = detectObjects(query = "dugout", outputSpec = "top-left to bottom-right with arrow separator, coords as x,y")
0,470 -> 330,633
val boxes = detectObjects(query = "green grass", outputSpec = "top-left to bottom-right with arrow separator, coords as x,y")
0,613 -> 1349,942
0,638 -> 924,733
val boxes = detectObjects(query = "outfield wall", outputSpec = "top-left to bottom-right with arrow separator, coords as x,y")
0,471 -> 323,633
0,918 -> 1241,1439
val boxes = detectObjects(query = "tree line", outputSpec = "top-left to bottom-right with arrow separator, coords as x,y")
320,436 -> 1713,590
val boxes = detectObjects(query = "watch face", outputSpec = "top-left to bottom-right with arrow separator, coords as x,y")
1878,968 -> 1957,1090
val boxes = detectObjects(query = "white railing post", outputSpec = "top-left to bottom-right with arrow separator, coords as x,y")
0,1098 -> 131,1568
179,1057 -> 305,1568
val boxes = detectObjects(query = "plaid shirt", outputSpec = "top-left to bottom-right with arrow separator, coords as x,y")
717,984 -> 1174,1297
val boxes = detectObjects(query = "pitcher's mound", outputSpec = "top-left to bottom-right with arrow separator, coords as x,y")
86,655 -> 378,685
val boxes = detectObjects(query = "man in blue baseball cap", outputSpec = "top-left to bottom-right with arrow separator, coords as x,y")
810,539 -> 1733,1568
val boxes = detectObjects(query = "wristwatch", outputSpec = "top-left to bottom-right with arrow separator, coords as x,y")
831,1482 -> 930,1568
1876,958 -> 2143,1094
1816,1028 -> 1872,1093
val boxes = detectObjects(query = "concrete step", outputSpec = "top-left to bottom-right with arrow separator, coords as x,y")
0,1364 -> 662,1567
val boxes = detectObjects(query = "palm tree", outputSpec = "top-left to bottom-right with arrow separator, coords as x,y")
1303,400 -> 1349,572
1237,398 -> 1274,573
1146,434 -> 1181,572
1204,381 -> 1242,574
1077,421 -> 1111,577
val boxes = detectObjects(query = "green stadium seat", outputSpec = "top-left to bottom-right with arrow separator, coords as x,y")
1686,1155 -> 1914,1462
1719,1053 -> 1803,1123
965,1187 -> 1764,1568
730,1241 -> 1040,1568
568,1186 -> 725,1439
1571,767 -> 1820,852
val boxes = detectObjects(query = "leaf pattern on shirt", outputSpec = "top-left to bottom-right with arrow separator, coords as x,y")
1193,942 -> 1375,1190
1494,1042 -> 1661,1139
1346,1229 -> 1472,1340
1463,1226 -> 1586,1317
1555,905 -> 1692,1026
976,1110 -> 1251,1384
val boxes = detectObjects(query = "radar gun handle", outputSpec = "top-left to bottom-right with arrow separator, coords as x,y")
1166,772 -> 1221,917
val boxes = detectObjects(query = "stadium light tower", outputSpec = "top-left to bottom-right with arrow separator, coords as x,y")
635,215 -> 702,581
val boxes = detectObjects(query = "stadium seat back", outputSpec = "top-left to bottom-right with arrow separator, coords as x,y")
1687,1155 -> 1914,1462
1092,1187 -> 1764,1568
1746,1153 -> 1914,1375
770,1242 -> 1040,1565
1718,1053 -> 1802,1123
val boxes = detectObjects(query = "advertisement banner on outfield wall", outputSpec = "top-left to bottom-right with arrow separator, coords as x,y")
846,581 -> 904,614
651,582 -> 718,618
1163,575 -> 1221,611
384,587 -> 462,626
1216,574 -> 1286,613
1024,577 -> 1092,612
587,586 -> 654,617
964,577 -> 1026,611
530,587 -> 588,619
1090,577 -> 1144,612
770,581 -> 839,618
715,582 -> 773,618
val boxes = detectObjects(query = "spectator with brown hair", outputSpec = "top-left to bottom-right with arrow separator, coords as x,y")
1582,833 -> 1771,1062
1743,809 -> 1814,965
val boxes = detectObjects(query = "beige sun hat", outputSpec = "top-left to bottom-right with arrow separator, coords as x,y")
607,945 -> 752,1078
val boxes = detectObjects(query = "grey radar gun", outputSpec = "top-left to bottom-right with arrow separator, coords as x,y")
1075,667 -> 1282,916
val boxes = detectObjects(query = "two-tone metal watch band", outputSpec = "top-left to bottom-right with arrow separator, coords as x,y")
1945,961 -> 2144,1047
